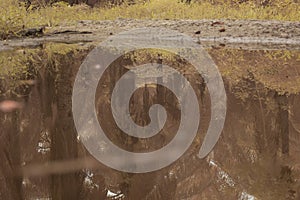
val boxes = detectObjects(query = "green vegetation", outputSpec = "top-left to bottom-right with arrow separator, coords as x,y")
1,0 -> 299,39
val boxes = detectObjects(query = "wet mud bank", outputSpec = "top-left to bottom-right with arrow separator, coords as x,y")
1,19 -> 300,52
0,40 -> 299,199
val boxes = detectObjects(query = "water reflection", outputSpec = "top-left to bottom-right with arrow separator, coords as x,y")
0,44 -> 299,199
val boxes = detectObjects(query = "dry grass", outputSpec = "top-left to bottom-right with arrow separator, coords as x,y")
0,0 -> 299,39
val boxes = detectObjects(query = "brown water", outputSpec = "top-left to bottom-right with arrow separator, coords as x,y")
0,44 -> 299,200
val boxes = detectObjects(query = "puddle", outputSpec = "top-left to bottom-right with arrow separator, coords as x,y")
0,43 -> 299,199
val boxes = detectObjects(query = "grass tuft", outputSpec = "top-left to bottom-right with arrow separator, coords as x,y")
0,0 -> 299,39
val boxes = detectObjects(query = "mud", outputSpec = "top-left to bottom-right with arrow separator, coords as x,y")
0,19 -> 300,51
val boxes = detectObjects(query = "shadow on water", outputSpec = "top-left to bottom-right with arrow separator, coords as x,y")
0,43 -> 300,200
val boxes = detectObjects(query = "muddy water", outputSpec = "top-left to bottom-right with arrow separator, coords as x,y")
0,44 -> 300,200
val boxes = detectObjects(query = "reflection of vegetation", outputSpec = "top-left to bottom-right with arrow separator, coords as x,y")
1,0 -> 299,39
206,48 -> 299,199
1,43 -> 299,198
0,43 -> 88,93
0,50 -> 33,78
0,49 -> 36,91
232,155 -> 293,199
2,46 -> 299,97
208,49 -> 300,96
124,49 -> 177,64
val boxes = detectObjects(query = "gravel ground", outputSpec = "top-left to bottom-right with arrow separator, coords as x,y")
0,19 -> 300,51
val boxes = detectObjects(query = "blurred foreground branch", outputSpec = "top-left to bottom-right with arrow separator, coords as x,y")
17,156 -> 108,177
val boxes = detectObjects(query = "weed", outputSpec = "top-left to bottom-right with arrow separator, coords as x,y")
1,0 -> 299,39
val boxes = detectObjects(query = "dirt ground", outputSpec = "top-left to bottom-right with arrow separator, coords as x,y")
0,19 -> 300,51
